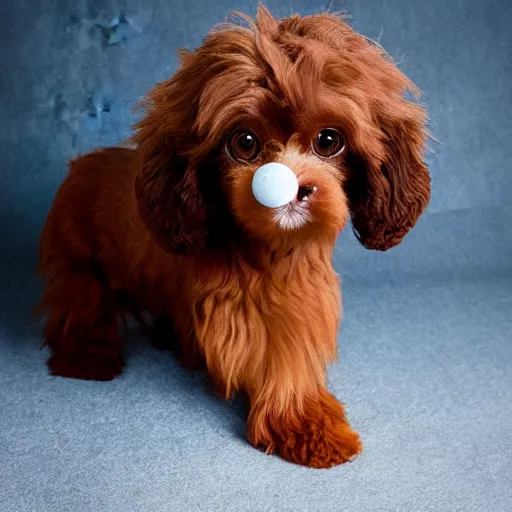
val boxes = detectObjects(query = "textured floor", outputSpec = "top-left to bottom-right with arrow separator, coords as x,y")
1,216 -> 511,511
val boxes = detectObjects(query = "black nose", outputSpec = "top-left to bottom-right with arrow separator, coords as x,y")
297,185 -> 317,202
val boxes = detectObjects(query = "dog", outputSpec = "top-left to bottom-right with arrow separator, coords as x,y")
37,5 -> 430,468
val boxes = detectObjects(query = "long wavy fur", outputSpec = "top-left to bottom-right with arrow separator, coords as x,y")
37,4 -> 430,468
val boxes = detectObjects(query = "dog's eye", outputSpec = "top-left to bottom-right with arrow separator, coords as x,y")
227,130 -> 261,163
312,129 -> 345,158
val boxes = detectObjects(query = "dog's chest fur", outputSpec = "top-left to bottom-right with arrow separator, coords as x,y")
184,245 -> 343,399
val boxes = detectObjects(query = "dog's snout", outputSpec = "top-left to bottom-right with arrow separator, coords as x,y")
297,185 -> 317,202
252,162 -> 299,209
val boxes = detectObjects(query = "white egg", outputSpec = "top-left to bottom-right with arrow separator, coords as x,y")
251,162 -> 299,209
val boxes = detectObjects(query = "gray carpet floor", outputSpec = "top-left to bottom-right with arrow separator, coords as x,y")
1,209 -> 511,512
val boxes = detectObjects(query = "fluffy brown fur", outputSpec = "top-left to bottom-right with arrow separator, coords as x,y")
37,5 -> 430,468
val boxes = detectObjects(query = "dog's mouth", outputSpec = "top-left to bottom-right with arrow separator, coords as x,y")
273,184 -> 317,230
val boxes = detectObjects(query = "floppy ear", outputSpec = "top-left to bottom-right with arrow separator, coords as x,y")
134,150 -> 208,255
132,54 -> 209,254
347,77 -> 431,251
274,11 -> 431,251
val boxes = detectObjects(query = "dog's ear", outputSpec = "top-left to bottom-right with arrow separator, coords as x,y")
132,54 -> 210,254
347,94 -> 431,251
275,12 -> 431,250
134,149 -> 208,255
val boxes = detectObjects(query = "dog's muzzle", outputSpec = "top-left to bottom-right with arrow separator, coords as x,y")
251,162 -> 299,209
252,162 -> 320,230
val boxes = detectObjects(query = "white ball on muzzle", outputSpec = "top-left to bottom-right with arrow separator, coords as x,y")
251,162 -> 299,209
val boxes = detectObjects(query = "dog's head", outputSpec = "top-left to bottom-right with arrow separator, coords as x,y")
134,5 -> 430,254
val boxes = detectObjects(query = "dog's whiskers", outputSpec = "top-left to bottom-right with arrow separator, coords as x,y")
273,202 -> 311,230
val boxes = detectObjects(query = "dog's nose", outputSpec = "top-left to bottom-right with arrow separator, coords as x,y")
252,162 -> 299,208
297,185 -> 317,202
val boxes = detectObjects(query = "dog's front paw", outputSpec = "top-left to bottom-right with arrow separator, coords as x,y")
249,390 -> 362,468
274,416 -> 362,468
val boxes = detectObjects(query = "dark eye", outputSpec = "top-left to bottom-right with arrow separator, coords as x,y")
312,128 -> 345,158
227,130 -> 261,163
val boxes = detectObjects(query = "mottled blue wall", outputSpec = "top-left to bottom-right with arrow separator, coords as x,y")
1,0 -> 511,278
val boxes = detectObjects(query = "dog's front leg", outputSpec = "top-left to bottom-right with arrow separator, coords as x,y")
246,379 -> 362,468
193,277 -> 361,468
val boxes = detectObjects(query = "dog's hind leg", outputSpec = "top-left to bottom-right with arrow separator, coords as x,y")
39,260 -> 124,381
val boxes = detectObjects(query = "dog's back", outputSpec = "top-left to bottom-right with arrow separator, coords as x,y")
39,147 -> 141,275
